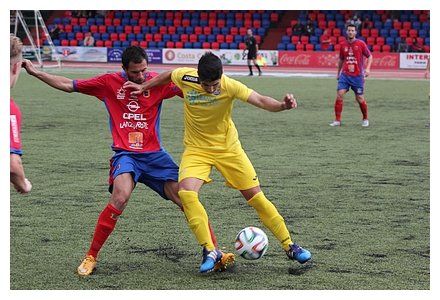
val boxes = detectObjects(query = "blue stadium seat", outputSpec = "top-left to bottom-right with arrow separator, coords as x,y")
235,20 -> 243,27
328,45 -> 334,51
253,13 -> 261,20
136,33 -> 144,41
176,26 -> 185,34
78,40 -> 84,46
59,32 -> 67,40
400,14 -> 409,22
67,32 -> 75,40
115,11 -> 122,19
315,28 -> 323,36
130,19 -> 138,26
113,41 -> 121,48
212,27 -> 220,35
123,11 -> 131,19
226,19 -> 234,27
53,39 -> 60,46
374,21 -> 383,29
200,20 -> 208,27
171,34 -> 180,42
116,25 -> 124,33
141,26 -> 149,34
207,34 -> 216,43
193,41 -> 201,49
198,34 -> 207,42
221,27 -> 229,35
412,21 -> 420,30
277,43 -> 286,50
395,37 -> 402,44
262,19 -> 271,28
335,14 -> 344,21
149,12 -> 157,19
190,19 -> 199,26
184,42 -> 192,48
157,41 -> 165,48
127,33 -> 135,41
227,12 -> 234,19
107,25 -> 115,33
262,12 -> 270,21
310,36 -> 319,44
286,44 -> 295,51
418,30 -> 427,38
257,28 -> 266,36
156,19 -> 164,26
101,32 -> 109,40
182,12 -> 190,19
96,18 -> 104,26
229,42 -> 238,49
73,25 -> 81,32
384,20 -> 393,29
150,26 -> 159,34
185,26 -> 194,34
326,14 -> 335,21
53,18 -> 61,24
380,29 -> 389,37
386,37 -> 394,45
234,35 -> 243,43
281,35 -> 290,43
191,12 -> 199,19
81,25 -> 90,33
372,14 -> 381,22
422,22 -> 429,31
315,44 -> 322,51
336,20 -> 345,29
122,41 -> 130,48
410,14 -> 418,22
122,18 -> 130,26
87,18 -> 96,26
165,19 -> 173,26
149,41 -> 157,48
93,33 -> 101,40
220,42 -> 229,49
425,37 -> 430,45
163,34 -> 171,42
389,29 -> 398,38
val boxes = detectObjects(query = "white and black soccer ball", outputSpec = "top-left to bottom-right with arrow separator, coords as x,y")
234,226 -> 269,260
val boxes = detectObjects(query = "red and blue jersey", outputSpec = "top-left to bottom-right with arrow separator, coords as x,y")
73,72 -> 182,152
339,39 -> 371,77
10,98 -> 22,155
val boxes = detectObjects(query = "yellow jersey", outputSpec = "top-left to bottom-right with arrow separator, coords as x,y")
171,67 -> 253,151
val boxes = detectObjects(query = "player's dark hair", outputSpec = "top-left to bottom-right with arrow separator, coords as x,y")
122,46 -> 147,69
346,24 -> 357,31
198,52 -> 223,82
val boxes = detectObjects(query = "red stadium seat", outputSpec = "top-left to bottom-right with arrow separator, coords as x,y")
113,19 -> 121,26
334,44 -> 341,51
203,27 -> 212,35
372,45 -> 381,52
361,29 -> 369,37
202,42 -> 211,49
105,18 -> 112,26
216,34 -> 225,43
95,40 -> 104,47
218,19 -> 226,28
119,33 -> 127,41
173,19 -> 181,27
291,36 -> 300,44
147,19 -> 155,26
153,33 -> 162,42
140,40 -> 148,48
290,20 -> 298,27
124,26 -> 133,34
230,27 -> 238,35
175,41 -> 183,48
71,17 -> 78,26
235,12 -> 243,21
132,11 -> 140,19
238,42 -> 246,50
194,26 -> 203,35
366,37 -> 376,45
140,12 -> 148,19
209,12 -> 217,20
99,25 -> 107,34
424,45 -> 430,52
90,25 -> 98,33
416,37 -> 424,45
305,44 -> 314,51
382,45 -> 391,52
159,26 -> 167,34
317,13 -> 325,21
308,12 -> 317,21
211,42 -> 220,49
64,24 -> 72,33
370,29 -> 379,38
69,39 -> 78,46
318,20 -> 327,29
333,28 -> 341,37
145,34 -> 153,42
399,29 -> 408,38
253,20 -> 261,28
104,40 -> 112,48
208,19 -> 216,27
168,26 -> 176,35
166,12 -> 174,20
419,14 -> 428,23
180,34 -> 189,42
255,35 -> 261,44
200,12 -> 208,20
131,40 -> 139,46
393,21 -> 402,30
182,19 -> 190,27
189,34 -> 197,43
405,37 -> 413,45
110,33 -> 118,41
75,32 -> 84,40
328,21 -> 336,29
166,41 -> 175,48
403,22 -> 412,30
225,35 -> 233,43
300,36 -> 309,44
244,19 -> 252,28
239,27 -> 247,35
296,44 -> 305,51
79,18 -> 87,26
409,29 -> 418,38
376,37 -> 385,45
286,28 -> 293,35
133,26 -> 141,34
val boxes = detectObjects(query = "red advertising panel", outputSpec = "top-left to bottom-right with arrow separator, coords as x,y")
278,51 -> 399,69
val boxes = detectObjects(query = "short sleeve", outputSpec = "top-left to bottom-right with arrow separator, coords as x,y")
224,76 -> 253,102
73,74 -> 109,99
171,68 -> 185,90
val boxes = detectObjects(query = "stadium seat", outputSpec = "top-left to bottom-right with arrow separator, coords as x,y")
376,37 -> 385,45
399,29 -> 408,38
166,41 -> 175,48
306,44 -> 314,51
286,43 -> 296,51
382,44 -> 391,52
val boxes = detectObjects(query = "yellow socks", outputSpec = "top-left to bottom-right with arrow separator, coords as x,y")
248,192 -> 293,251
178,190 -> 215,251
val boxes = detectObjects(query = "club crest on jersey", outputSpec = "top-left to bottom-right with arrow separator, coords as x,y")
117,87 -> 126,100
182,75 -> 200,83
143,90 -> 150,98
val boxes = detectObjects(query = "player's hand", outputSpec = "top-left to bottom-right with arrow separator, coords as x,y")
22,59 -> 38,76
123,81 -> 144,96
364,69 -> 371,78
283,93 -> 297,110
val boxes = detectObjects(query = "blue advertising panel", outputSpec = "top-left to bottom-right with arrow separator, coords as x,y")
107,48 -> 162,64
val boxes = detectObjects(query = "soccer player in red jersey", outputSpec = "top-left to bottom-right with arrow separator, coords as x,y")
22,46 -> 233,276
10,34 -> 32,194
330,24 -> 373,127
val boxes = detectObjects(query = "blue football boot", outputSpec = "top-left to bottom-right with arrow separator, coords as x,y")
200,248 -> 223,273
286,243 -> 312,264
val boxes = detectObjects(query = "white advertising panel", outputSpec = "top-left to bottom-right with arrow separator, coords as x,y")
52,46 -> 108,62
399,53 -> 430,69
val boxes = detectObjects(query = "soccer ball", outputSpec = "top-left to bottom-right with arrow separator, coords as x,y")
234,226 -> 269,260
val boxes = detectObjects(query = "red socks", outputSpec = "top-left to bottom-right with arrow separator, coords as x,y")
334,98 -> 343,121
359,100 -> 368,120
87,204 -> 122,258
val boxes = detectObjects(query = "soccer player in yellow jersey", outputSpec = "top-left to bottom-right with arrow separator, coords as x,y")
124,52 -> 311,273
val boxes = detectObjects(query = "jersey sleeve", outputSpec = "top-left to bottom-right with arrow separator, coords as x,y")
161,82 -> 183,100
73,74 -> 109,100
362,41 -> 371,58
225,75 -> 253,102
170,68 -> 188,90
10,102 -> 22,155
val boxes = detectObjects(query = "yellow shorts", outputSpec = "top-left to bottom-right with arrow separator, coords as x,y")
179,145 -> 260,190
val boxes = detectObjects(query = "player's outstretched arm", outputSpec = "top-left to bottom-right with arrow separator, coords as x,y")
22,59 -> 74,92
10,154 -> 32,194
123,70 -> 173,95
247,91 -> 297,112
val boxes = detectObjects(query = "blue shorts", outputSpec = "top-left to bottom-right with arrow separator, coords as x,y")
337,73 -> 365,95
108,150 -> 179,200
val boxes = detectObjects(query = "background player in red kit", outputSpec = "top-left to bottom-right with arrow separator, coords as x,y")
330,24 -> 373,127
10,34 -> 32,194
22,46 -> 234,276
